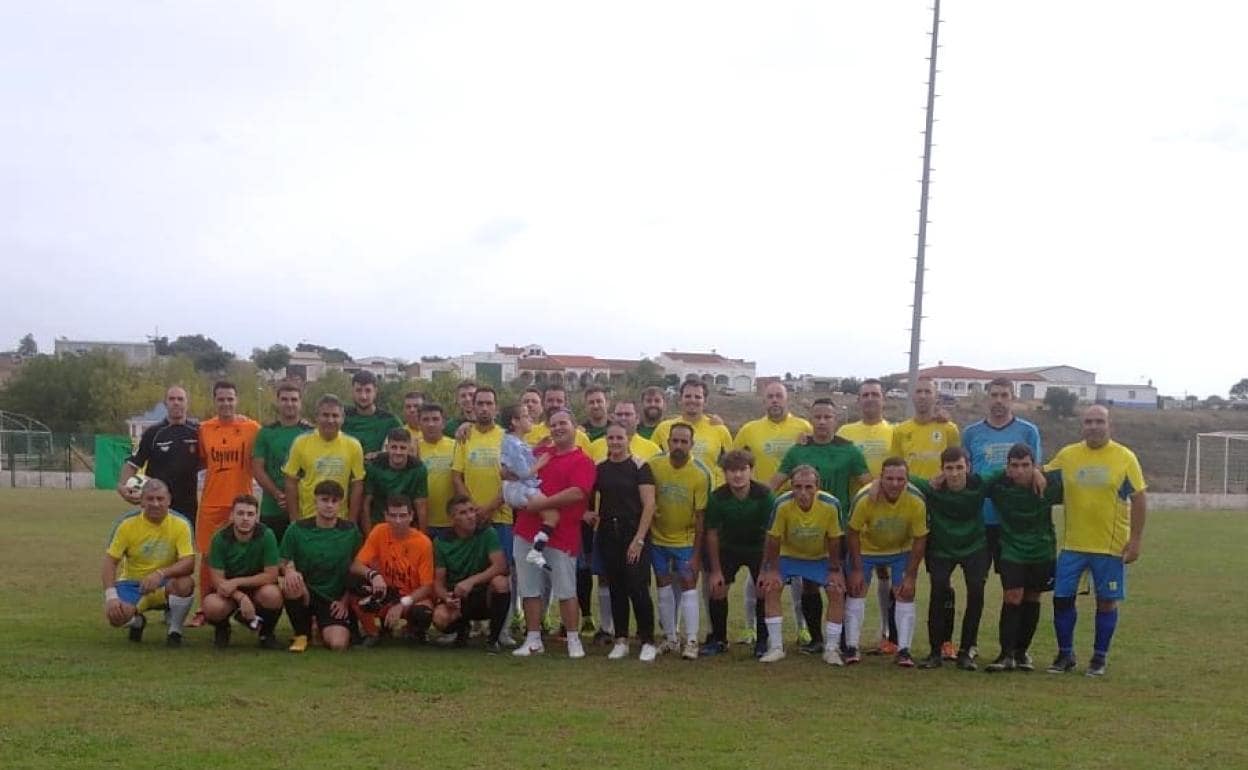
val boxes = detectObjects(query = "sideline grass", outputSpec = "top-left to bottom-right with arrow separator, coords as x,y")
1,489 -> 1244,769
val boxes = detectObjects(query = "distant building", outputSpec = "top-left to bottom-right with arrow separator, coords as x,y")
281,350 -> 331,383
126,401 -> 167,446
997,365 -> 1097,402
1096,383 -> 1158,409
54,338 -> 156,366
899,365 -> 1045,399
653,351 -> 755,393
345,356 -> 403,381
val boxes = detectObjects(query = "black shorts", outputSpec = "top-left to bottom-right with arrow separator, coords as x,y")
309,594 -> 352,629
719,551 -> 762,584
985,525 -> 1002,573
999,559 -> 1055,593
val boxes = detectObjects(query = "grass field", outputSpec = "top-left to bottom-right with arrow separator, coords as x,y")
1,489 -> 1244,769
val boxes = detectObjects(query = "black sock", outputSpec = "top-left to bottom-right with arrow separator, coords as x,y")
576,570 -> 593,620
257,607 -> 280,637
755,592 -> 768,645
801,591 -> 823,644
999,603 -> 1021,656
1017,601 -> 1040,654
488,592 -> 511,642
410,605 -> 433,639
285,600 -> 311,637
709,597 -> 729,644
887,596 -> 898,644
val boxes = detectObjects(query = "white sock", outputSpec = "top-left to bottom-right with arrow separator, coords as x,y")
845,597 -> 866,648
680,589 -> 700,639
824,621 -> 843,652
765,616 -> 783,651
895,600 -> 916,650
525,630 -> 542,646
167,593 -> 193,634
597,586 -> 614,635
743,578 -> 757,629
876,578 -> 892,638
788,580 -> 806,631
567,635 -> 584,656
127,614 -> 144,628
658,585 -> 677,641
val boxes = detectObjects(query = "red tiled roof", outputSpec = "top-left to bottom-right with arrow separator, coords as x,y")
596,358 -> 642,370
515,356 -> 565,371
548,355 -> 603,368
907,365 -> 1043,382
662,351 -> 727,364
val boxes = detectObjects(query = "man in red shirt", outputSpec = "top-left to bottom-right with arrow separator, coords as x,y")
510,409 -> 596,659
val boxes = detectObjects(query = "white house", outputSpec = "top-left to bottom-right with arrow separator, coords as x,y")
347,356 -> 404,380
1096,383 -> 1158,409
999,365 -> 1097,402
281,350 -> 331,383
653,351 -> 756,393
900,365 -> 1045,399
55,338 -> 156,366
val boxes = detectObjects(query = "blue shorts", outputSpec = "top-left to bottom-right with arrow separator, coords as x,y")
1055,550 -> 1126,600
428,526 -> 453,542
651,545 -> 695,582
860,553 -> 908,587
493,523 -> 514,566
115,578 -> 167,607
780,557 -> 829,586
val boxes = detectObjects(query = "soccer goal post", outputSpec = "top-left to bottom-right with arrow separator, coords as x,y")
1193,432 -> 1248,500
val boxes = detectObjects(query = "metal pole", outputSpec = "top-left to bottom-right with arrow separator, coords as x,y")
1182,439 -> 1190,493
1195,434 -> 1201,507
1224,436 -> 1230,495
906,0 -> 942,417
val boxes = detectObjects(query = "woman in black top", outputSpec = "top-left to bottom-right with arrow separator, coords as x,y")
591,422 -> 658,661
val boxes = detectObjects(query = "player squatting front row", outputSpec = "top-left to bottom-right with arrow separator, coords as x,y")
104,374 -> 1146,677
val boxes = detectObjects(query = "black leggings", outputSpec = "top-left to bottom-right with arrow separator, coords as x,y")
595,518 -> 655,644
926,549 -> 989,654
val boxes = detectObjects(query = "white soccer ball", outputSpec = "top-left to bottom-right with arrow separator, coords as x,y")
125,474 -> 148,494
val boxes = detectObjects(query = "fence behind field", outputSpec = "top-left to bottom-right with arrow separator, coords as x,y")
0,433 -> 127,490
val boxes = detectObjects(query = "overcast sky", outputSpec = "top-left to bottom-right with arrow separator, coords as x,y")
4,1 -> 1244,397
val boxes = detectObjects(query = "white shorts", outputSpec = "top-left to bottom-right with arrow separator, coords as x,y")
513,536 -> 577,601
503,480 -> 542,511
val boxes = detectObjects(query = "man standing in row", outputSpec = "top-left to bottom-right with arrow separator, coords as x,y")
1046,405 -> 1146,677
117,385 -> 200,524
581,385 -> 612,441
415,404 -> 457,539
252,382 -> 312,542
195,380 -> 260,624
637,386 -> 666,440
283,395 -> 366,523
443,380 -> 477,438
653,380 -> 733,486
588,400 -> 661,463
343,371 -> 402,458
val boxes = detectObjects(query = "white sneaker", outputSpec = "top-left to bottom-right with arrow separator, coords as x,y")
759,647 -> 787,663
608,641 -> 629,660
524,548 -> 548,569
639,643 -> 658,662
681,638 -> 699,660
512,640 -> 545,657
822,647 -> 845,666
496,628 -> 516,647
657,639 -> 680,655
567,639 -> 586,659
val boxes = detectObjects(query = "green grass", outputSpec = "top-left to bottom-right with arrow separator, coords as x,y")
1,489 -> 1244,769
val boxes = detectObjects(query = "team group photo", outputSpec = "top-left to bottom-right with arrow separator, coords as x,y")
4,1 -> 1246,767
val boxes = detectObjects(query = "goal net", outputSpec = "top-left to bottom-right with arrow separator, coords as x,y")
1192,432 -> 1248,496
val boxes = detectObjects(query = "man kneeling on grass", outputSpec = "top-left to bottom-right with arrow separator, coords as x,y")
102,478 -> 196,646
204,494 -> 284,649
349,494 -> 436,647
279,480 -> 363,652
431,495 -> 512,653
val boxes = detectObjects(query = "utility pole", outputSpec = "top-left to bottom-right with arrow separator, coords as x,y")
906,0 -> 942,417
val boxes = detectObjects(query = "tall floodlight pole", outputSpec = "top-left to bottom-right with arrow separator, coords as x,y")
906,0 -> 942,417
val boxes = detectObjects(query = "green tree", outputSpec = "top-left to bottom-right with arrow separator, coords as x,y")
17,333 -> 37,356
1230,378 -> 1248,399
251,344 -> 291,374
625,359 -> 666,390
0,351 -> 141,432
296,342 -> 351,364
1043,387 -> 1079,417
169,334 -> 235,373
839,377 -> 862,395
